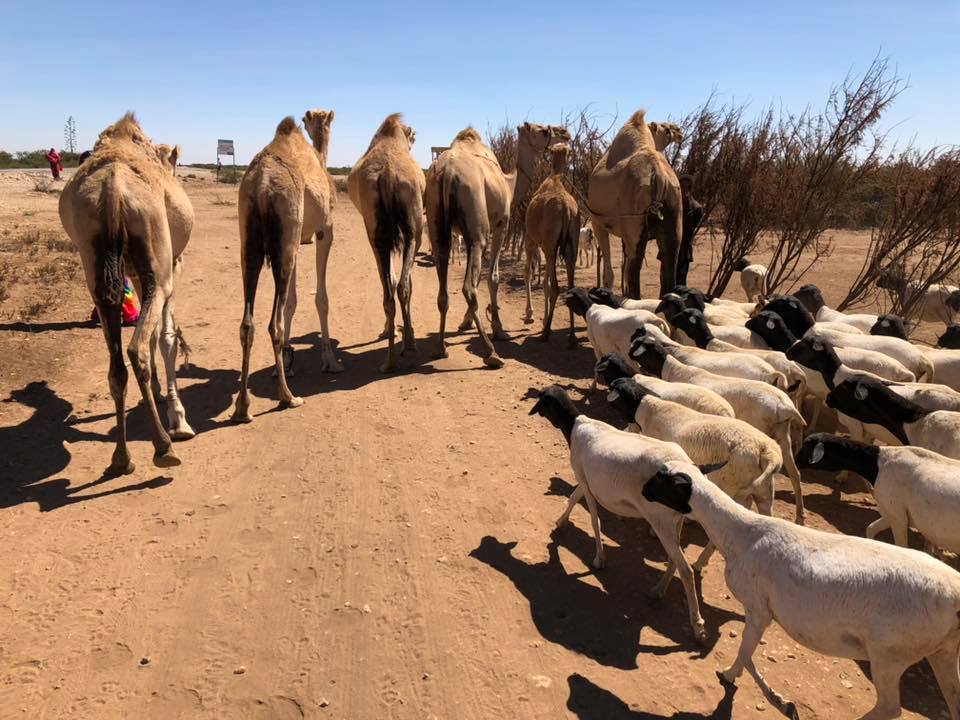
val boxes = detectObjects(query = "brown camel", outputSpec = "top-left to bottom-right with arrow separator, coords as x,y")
348,113 -> 425,371
587,111 -> 683,298
522,144 -> 580,346
58,113 -> 194,475
155,143 -> 181,175
232,109 -> 339,423
424,121 -> 568,367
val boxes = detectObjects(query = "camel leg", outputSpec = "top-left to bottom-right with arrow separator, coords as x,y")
376,245 -> 399,372
624,236 -> 645,300
463,239 -> 503,368
278,260 -> 297,376
540,245 -> 559,342
564,227 -> 578,349
434,241 -> 451,359
522,242 -> 535,325
94,279 -> 134,476
658,210 -> 682,298
159,288 -> 194,440
593,222 -> 614,290
125,251 -> 179,469
486,229 -> 508,340
268,233 -> 303,410
927,643 -> 960,720
314,227 -> 343,373
232,245 -> 263,423
398,219 -> 418,356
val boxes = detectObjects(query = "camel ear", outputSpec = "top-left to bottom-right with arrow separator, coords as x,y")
170,144 -> 180,167
326,110 -> 335,126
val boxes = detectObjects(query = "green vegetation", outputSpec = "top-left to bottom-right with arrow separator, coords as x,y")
0,150 -> 84,169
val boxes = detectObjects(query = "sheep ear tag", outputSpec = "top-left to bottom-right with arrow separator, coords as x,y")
811,442 -> 825,464
881,319 -> 890,327
813,340 -> 824,351
634,345 -> 646,355
688,316 -> 696,324
766,319 -> 775,330
607,390 -> 620,403
855,384 -> 869,401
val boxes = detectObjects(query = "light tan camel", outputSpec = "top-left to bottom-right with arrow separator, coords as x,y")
523,144 -> 580,346
232,110 -> 339,423
648,122 -> 683,151
59,113 -> 194,475
587,111 -> 683,298
348,113 -> 425,371
155,144 -> 181,175
424,122 -> 569,367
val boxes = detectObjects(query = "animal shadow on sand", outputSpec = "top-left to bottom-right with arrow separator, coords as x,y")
246,332 -> 481,403
465,325 -> 595,380
0,319 -> 97,334
470,527 -> 739,670
0,381 -> 172,511
566,673 -> 736,720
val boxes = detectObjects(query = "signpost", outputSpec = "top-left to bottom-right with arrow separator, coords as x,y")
216,139 -> 235,180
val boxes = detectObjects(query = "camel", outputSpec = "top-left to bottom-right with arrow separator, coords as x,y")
58,113 -> 194,475
232,109 -> 340,423
155,144 -> 181,175
347,113 -> 425,371
424,121 -> 569,367
587,111 -> 683,298
522,143 -> 580,346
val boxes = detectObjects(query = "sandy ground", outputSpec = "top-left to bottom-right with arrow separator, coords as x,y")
0,168 -> 952,719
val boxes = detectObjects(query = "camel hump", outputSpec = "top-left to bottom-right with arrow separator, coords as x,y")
454,127 -> 483,144
275,116 -> 299,136
627,109 -> 647,127
97,112 -> 147,146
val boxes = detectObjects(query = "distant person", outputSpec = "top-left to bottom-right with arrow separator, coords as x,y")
677,174 -> 703,286
45,147 -> 63,180
216,157 -> 222,180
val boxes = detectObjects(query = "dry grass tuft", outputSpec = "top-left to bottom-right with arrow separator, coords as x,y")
210,194 -> 235,206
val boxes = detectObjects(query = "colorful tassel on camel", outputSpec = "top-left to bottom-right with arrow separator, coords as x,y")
90,277 -> 140,326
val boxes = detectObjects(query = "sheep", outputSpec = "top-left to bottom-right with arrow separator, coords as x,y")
595,353 -> 736,418
878,269 -> 960,324
745,310 -> 916,382
733,257 -> 767,303
709,297 -> 759,315
672,308 -> 807,392
629,330 -> 788,389
810,324 -> 935,382
940,325 -> 960,349
607,377 -> 785,569
581,288 -> 672,335
788,336 -> 960,451
761,295 -> 865,336
827,377 -> 960,460
869,313 -> 909,340
922,348 -> 960,392
793,284 -> 878,332
625,340 -> 807,523
527,384 -> 722,642
797,432 -> 960,557
657,292 -> 748,328
641,468 -> 960,720
563,289 -> 670,376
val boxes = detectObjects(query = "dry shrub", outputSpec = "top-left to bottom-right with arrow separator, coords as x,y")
31,178 -> 60,194
210,194 -> 234,206
218,167 -> 242,184
333,176 -> 349,193
0,261 -> 12,304
3,228 -> 73,256
838,147 -> 960,320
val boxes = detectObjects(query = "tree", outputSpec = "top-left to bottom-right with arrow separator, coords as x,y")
64,116 -> 77,153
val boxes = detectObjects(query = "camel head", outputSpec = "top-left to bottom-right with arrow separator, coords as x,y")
303,109 -> 336,154
155,143 -> 180,174
548,143 -> 570,173
405,125 -> 416,148
517,122 -> 570,152
648,122 -> 683,151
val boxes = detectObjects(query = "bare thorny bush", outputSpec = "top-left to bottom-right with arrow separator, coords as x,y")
838,148 -> 960,323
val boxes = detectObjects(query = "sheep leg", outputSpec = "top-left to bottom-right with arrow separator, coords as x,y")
858,652 -> 912,720
927,644 -> 960,720
581,486 -> 606,569
720,614 -> 798,719
776,424 -> 805,525
649,519 -> 707,644
555,484 -> 585,529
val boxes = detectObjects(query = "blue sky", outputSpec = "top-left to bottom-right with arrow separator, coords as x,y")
2,1 -> 957,166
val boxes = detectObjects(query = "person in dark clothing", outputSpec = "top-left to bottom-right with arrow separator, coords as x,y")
78,150 -> 92,164
676,174 -> 703,286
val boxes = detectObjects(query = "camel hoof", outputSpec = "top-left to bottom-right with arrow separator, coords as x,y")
483,354 -> 504,369
782,702 -> 799,720
280,396 -> 305,409
153,446 -> 181,468
321,359 -> 344,373
522,314 -> 534,325
231,407 -> 253,424
693,624 -> 709,646
538,331 -> 551,343
170,425 -> 196,441
432,345 -> 449,360
380,360 -> 397,373
457,320 -> 473,332
491,330 -> 509,342
591,555 -> 606,570
400,339 -> 417,356
795,513 -> 806,526
105,458 -> 136,477
715,670 -> 736,688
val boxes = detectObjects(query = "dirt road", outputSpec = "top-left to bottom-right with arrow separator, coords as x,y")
0,172 -> 949,719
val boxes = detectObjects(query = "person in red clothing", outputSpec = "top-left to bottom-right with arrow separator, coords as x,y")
45,148 -> 63,179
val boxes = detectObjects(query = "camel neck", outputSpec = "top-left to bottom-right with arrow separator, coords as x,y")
311,132 -> 331,167
509,141 -> 536,204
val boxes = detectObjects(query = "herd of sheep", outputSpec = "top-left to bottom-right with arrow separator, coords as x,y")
529,272 -> 960,719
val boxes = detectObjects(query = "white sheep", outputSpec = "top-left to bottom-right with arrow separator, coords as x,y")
641,468 -> 960,720
527,385 -> 721,642
923,348 -> 960,392
629,331 -> 787,389
607,376 -> 784,569
563,289 -> 670,375
827,376 -> 960,460
733,258 -> 767,303
626,343 -> 807,524
878,270 -> 960,324
709,297 -> 759,315
657,292 -> 749,328
595,353 -> 736,418
797,433 -> 960,558
811,325 -> 935,382
793,284 -> 879,332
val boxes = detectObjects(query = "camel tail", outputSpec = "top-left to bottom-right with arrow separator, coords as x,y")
245,199 -> 283,269
374,175 -> 414,255
94,168 -> 128,308
430,171 -> 457,260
